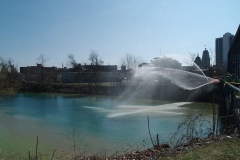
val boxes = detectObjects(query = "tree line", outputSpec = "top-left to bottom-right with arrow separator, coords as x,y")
67,51 -> 144,70
35,51 -> 144,70
0,51 -> 145,99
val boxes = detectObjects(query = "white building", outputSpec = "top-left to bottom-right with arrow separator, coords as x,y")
215,32 -> 234,66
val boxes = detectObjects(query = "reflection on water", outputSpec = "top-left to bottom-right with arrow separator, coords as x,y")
0,93 -> 213,156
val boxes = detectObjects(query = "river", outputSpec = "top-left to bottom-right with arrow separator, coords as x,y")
0,92 -> 214,158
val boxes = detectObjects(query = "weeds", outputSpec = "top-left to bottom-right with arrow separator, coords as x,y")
169,112 -> 212,147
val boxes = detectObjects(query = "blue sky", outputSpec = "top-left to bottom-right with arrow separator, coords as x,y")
0,0 -> 240,69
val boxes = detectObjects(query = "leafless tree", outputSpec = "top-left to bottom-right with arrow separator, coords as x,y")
36,54 -> 51,81
67,54 -> 78,68
120,53 -> 144,70
189,52 -> 197,62
188,52 -> 197,66
36,54 -> 49,67
88,50 -> 103,65
0,57 -> 19,101
66,53 -> 100,91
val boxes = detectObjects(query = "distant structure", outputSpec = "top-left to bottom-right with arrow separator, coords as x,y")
194,54 -> 201,67
215,32 -> 234,66
201,48 -> 210,69
20,63 -> 124,83
194,48 -> 210,69
20,64 -> 57,82
228,25 -> 240,77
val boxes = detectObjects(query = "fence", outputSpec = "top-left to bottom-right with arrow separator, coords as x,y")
217,79 -> 240,135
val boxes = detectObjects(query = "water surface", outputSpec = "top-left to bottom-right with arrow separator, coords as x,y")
0,93 -> 213,157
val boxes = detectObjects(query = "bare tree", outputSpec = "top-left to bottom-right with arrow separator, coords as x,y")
120,53 -> 144,70
88,50 -> 103,65
0,57 -> 19,101
36,54 -> 50,81
36,54 -> 49,66
67,54 -> 78,68
66,53 -> 100,90
188,52 -> 197,66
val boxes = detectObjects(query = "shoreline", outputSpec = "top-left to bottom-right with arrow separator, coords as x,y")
19,81 -> 212,102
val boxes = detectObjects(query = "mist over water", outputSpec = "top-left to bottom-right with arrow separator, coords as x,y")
118,54 -> 216,103
133,54 -> 213,90
84,102 -> 187,118
135,67 -> 212,90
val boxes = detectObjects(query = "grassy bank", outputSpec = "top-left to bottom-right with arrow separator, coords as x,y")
165,136 -> 240,160
107,135 -> 240,160
1,135 -> 239,159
